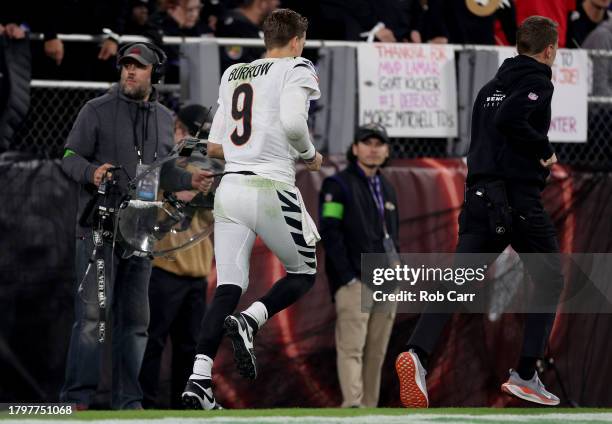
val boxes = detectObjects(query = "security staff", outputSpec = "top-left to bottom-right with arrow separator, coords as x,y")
320,124 -> 400,408
396,16 -> 564,408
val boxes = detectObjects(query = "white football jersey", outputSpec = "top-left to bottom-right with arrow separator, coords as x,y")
208,57 -> 320,185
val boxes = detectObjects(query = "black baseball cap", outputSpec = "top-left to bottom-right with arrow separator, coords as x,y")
355,123 -> 390,144
178,104 -> 212,136
119,43 -> 158,67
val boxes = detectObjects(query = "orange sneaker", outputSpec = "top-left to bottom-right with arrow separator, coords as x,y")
396,350 -> 429,408
501,369 -> 560,406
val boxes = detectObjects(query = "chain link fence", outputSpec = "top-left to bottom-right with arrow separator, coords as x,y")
7,49 -> 612,170
387,52 -> 612,170
10,83 -> 181,159
388,99 -> 612,171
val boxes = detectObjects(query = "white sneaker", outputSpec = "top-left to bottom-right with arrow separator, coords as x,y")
395,349 -> 429,408
501,369 -> 560,406
181,377 -> 223,410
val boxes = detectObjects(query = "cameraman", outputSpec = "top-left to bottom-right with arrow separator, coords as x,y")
60,42 -> 210,410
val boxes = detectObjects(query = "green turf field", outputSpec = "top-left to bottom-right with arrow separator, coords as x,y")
2,408 -> 612,424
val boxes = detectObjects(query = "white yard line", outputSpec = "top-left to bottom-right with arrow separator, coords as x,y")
2,414 -> 612,424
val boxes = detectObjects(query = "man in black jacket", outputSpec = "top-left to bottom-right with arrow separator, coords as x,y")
396,16 -> 563,408
320,124 -> 400,407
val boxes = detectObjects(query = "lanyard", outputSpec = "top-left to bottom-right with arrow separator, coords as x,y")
367,175 -> 389,237
128,104 -> 158,165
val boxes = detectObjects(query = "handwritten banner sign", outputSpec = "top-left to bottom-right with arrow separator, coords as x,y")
498,47 -> 588,143
358,43 -> 458,138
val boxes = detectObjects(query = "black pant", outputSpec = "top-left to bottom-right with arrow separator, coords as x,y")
407,181 -> 564,360
139,267 -> 207,409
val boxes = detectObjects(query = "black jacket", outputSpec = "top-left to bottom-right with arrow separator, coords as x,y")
467,54 -> 555,189
319,162 -> 400,298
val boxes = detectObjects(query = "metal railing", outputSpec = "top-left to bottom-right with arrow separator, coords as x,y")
9,35 -> 612,169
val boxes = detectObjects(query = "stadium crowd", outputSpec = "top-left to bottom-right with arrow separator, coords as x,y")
1,0 -> 612,82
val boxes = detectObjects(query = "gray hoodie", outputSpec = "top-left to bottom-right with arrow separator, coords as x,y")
62,84 -> 190,235
583,20 -> 612,96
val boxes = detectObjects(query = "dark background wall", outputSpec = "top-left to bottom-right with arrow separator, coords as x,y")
1,157 -> 611,407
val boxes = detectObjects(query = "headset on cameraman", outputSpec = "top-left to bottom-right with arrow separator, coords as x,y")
116,41 -> 168,84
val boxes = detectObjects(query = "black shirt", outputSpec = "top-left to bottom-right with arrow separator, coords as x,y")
215,9 -> 264,72
424,0 -> 516,45
467,55 -> 555,189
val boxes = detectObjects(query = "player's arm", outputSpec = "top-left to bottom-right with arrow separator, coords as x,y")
281,60 -> 323,170
207,102 -> 225,160
280,86 -> 317,162
319,178 -> 357,285
494,78 -> 555,161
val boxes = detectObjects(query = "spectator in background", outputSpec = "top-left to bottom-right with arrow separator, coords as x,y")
583,18 -> 612,94
0,1 -> 61,68
582,20 -> 612,169
150,0 -> 213,83
0,5 -> 31,155
319,124 -> 400,408
0,5 -> 27,40
123,0 -> 155,35
139,104 -> 216,409
515,0 -> 573,47
34,0 -> 127,80
201,0 -> 227,32
423,0 -> 517,45
215,0 -> 279,71
567,0 -> 612,48
318,0 -> 423,43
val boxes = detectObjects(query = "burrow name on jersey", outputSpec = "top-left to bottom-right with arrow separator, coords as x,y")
228,62 -> 275,82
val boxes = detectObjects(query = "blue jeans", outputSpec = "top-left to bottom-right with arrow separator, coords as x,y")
60,232 -> 152,409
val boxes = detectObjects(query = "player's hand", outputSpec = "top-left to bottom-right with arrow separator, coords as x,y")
98,39 -> 118,61
375,27 -> 396,43
93,163 -> 115,186
44,39 -> 64,65
540,153 -> 558,169
304,152 -> 323,172
191,169 -> 214,194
